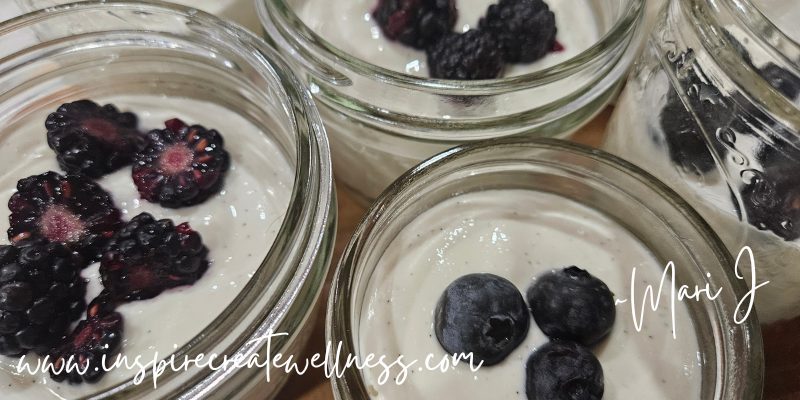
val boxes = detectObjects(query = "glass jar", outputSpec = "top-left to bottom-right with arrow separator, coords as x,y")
257,0 -> 646,203
6,0 -> 263,32
328,138 -> 763,400
602,0 -> 800,326
0,2 -> 335,399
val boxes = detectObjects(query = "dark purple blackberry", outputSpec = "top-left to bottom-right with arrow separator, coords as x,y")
0,240 -> 86,357
8,172 -> 123,262
132,119 -> 230,208
479,0 -> 557,63
49,307 -> 123,384
373,0 -> 457,50
46,100 -> 144,178
100,213 -> 209,301
761,63 -> 800,100
657,87 -> 718,178
426,30 -> 506,80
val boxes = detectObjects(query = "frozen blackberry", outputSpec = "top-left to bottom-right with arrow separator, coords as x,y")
46,100 -> 144,178
658,87 -> 718,177
761,63 -> 800,100
0,240 -> 86,357
8,172 -> 123,262
655,50 -> 734,178
49,308 -> 123,384
100,213 -> 210,301
479,0 -> 557,63
133,119 -> 230,208
373,0 -> 457,49
426,30 -> 506,80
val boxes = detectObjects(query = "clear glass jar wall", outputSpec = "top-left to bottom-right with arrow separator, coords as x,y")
258,0 -> 645,203
328,138 -> 763,400
7,0 -> 263,32
603,0 -> 800,324
0,2 -> 335,399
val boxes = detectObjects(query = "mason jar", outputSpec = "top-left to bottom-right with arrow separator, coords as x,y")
328,138 -> 763,400
602,0 -> 800,331
257,0 -> 646,203
5,0 -> 263,32
0,2 -> 335,399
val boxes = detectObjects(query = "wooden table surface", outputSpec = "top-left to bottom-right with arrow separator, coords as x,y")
275,107 -> 786,400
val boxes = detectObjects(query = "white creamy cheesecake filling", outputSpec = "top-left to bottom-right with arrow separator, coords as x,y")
359,190 -> 702,399
0,96 -> 294,399
293,0 -> 599,77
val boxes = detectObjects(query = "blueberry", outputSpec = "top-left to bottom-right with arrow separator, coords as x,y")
526,340 -> 603,400
526,266 -> 615,346
434,273 -> 529,366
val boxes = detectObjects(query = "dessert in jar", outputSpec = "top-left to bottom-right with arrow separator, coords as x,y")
0,3 -> 335,400
8,0 -> 263,33
601,0 -> 800,393
258,0 -> 646,203
361,190 -> 700,399
328,138 -> 763,400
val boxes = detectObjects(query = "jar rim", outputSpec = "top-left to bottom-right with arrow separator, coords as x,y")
0,1 -> 334,399
675,0 -> 800,79
328,137 -> 764,400
725,0 -> 800,62
256,0 -> 645,91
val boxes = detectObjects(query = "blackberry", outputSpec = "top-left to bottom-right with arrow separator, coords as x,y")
479,0 -> 557,63
657,87 -> 718,177
132,119 -> 230,208
761,63 -> 800,100
373,0 -> 457,50
46,100 -> 144,178
426,30 -> 506,80
0,240 -> 86,357
49,308 -> 123,384
8,172 -> 123,262
100,213 -> 209,301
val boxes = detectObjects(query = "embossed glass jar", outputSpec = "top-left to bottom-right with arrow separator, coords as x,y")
603,0 -> 800,325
